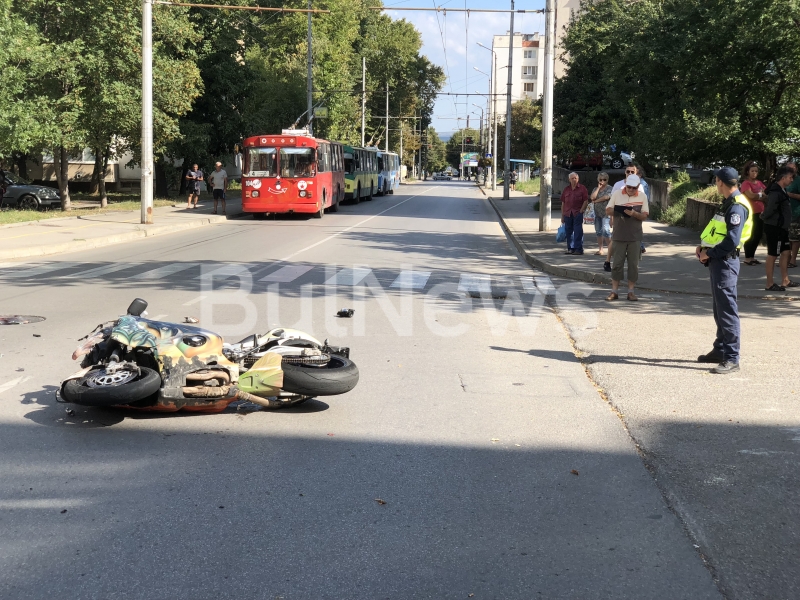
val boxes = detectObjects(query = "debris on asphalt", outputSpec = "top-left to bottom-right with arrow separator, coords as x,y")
374,498 -> 387,505
336,308 -> 354,318
66,409 -> 76,417
33,334 -> 41,337
571,469 -> 580,476
491,438 -> 499,443
60,509 -> 67,514
184,316 -> 199,324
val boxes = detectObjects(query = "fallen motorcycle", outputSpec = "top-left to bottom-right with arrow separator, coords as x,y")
59,298 -> 359,412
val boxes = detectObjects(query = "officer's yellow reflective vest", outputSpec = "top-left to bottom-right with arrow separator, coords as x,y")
700,193 -> 753,249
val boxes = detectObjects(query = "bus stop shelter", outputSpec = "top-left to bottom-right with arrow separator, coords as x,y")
510,159 -> 536,182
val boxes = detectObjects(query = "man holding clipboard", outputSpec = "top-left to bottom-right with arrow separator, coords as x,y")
605,174 -> 649,301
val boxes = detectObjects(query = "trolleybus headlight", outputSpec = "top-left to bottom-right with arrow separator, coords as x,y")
299,190 -> 307,198
252,191 -> 259,198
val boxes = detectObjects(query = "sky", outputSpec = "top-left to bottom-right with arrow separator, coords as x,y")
386,0 -> 547,138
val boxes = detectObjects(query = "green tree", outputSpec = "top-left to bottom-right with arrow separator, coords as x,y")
495,99 -> 542,167
423,127 -> 447,173
445,128 -> 480,169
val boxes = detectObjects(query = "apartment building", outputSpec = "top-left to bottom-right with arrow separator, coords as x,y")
555,0 -> 582,79
489,32 -> 545,122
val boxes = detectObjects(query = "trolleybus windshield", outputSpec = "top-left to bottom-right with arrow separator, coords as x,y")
280,148 -> 315,178
246,147 -> 277,177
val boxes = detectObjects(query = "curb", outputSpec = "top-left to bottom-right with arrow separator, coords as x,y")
0,215 -> 231,260
487,197 -> 798,302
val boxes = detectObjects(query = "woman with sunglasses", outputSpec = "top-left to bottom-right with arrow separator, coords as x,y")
589,172 -> 613,255
740,160 -> 766,265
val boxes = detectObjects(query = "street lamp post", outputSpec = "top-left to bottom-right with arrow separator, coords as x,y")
141,0 -> 153,225
504,0 -> 515,201
472,70 -> 491,184
477,42 -> 499,191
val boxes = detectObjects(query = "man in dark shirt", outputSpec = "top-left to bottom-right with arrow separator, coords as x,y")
696,167 -> 750,374
185,163 -> 203,209
560,172 -> 589,255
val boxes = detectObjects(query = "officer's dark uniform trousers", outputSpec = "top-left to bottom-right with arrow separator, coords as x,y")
709,255 -> 740,363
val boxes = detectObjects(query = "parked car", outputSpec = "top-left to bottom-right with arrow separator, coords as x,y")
432,172 -> 452,181
608,152 -> 633,170
1,173 -> 61,210
568,151 -> 604,171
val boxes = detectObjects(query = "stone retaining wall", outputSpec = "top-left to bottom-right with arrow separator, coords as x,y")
685,196 -> 719,231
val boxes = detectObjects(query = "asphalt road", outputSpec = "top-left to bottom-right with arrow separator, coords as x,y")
0,181 -> 719,599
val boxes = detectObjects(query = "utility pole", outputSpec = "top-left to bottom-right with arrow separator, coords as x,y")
306,0 -> 313,135
399,120 -> 404,181
539,0 -> 555,230
361,57 -> 366,147
503,0 -> 514,201
141,0 -> 153,225
493,51 -> 498,192
385,80 -> 389,152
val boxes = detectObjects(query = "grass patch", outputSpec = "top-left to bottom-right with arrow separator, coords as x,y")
655,171 -> 722,227
0,198 -> 174,226
516,177 -> 541,196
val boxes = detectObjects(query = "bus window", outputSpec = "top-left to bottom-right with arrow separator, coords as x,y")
280,148 -> 315,177
344,153 -> 354,174
246,147 -> 277,177
377,156 -> 384,172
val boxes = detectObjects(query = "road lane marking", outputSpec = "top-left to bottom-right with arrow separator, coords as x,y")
458,274 -> 491,293
325,268 -> 372,286
194,263 -> 252,280
183,295 -> 206,306
276,187 -> 435,264
390,270 -> 432,289
260,265 -> 314,283
0,376 -> 29,395
60,263 -> 136,278
135,263 -> 199,280
0,262 -> 81,278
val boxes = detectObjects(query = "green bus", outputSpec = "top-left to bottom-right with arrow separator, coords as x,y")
343,145 -> 379,203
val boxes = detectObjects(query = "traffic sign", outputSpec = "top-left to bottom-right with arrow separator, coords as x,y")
486,153 -> 492,158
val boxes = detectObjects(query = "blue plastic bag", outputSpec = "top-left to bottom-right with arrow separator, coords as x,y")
556,224 -> 566,243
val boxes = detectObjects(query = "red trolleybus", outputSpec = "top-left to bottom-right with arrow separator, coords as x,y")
242,130 -> 345,219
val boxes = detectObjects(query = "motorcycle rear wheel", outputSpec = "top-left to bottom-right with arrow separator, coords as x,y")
62,367 -> 161,406
281,356 -> 359,396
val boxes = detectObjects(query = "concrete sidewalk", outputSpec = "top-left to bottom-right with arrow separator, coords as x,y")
487,192 -> 800,300
0,195 -> 245,261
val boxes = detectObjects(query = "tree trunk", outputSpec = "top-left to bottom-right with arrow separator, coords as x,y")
89,149 -> 102,195
179,163 -> 189,195
12,152 -> 28,179
99,145 -> 110,208
154,159 -> 169,198
54,146 -> 71,211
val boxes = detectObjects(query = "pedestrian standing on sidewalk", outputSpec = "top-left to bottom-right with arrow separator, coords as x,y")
510,169 -> 518,191
696,167 -> 753,374
605,174 -> 649,301
589,172 -> 612,255
761,164 -> 797,291
561,172 -> 589,255
186,163 -> 203,209
207,161 -> 228,215
739,160 -> 766,265
784,162 -> 800,268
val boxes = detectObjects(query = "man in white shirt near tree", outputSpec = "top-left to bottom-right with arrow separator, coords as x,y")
208,162 -> 228,215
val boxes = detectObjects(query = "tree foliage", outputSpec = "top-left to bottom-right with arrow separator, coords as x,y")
3,0 -> 444,204
495,99 -> 542,167
554,0 -> 800,174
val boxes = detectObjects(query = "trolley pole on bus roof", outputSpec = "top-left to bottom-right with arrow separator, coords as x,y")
141,0 -> 154,225
306,0 -> 313,136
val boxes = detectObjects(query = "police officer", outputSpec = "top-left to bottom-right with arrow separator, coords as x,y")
696,166 -> 753,374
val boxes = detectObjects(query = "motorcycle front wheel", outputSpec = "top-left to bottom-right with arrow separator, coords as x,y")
61,367 -> 161,406
281,356 -> 359,396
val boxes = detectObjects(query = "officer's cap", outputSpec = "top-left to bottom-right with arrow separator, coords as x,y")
713,166 -> 739,185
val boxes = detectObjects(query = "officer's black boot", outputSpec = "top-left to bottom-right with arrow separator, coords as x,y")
711,361 -> 740,374
697,350 -> 724,363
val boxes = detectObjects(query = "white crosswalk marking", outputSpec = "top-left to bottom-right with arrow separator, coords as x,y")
260,265 -> 314,283
458,274 -> 491,293
0,262 -> 81,278
194,264 -> 251,280
135,263 -> 199,280
520,275 -> 555,295
324,267 -> 372,286
390,270 -> 431,289
60,263 -> 136,278
183,295 -> 206,306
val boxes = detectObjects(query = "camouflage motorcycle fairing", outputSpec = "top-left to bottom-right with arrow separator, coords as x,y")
237,353 -> 284,397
